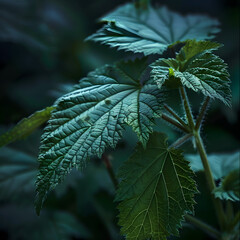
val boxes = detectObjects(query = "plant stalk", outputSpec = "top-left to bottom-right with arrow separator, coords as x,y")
195,97 -> 210,130
185,215 -> 221,239
102,153 -> 118,189
179,87 -> 195,130
179,86 -> 226,231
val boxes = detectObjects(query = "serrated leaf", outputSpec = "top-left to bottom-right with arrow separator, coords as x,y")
186,151 -> 240,202
116,132 -> 197,240
87,3 -> 220,55
0,107 -> 55,148
214,170 -> 240,202
151,40 -> 231,106
35,58 -> 164,214
186,151 -> 240,180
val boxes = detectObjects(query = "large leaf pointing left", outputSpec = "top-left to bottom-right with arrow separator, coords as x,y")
35,58 -> 164,214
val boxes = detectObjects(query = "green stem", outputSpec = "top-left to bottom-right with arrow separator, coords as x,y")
164,104 -> 190,130
179,87 -> 195,130
185,215 -> 221,239
179,87 -> 226,231
195,97 -> 210,130
102,153 -> 118,189
161,113 -> 190,133
169,133 -> 192,149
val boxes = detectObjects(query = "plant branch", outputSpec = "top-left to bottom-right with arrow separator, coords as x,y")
161,114 -> 190,133
185,215 -> 221,239
102,153 -> 118,189
195,97 -> 210,130
179,87 -> 195,130
169,133 -> 192,149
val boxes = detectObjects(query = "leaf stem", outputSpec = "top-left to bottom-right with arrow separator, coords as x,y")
179,86 -> 226,231
179,87 -> 195,130
169,133 -> 192,149
161,113 -> 190,133
195,97 -> 210,130
102,153 -> 118,189
185,215 -> 221,239
164,104 -> 190,130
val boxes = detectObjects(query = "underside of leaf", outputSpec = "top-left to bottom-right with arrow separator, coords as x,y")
35,58 -> 164,214
87,3 -> 220,55
116,132 -> 197,240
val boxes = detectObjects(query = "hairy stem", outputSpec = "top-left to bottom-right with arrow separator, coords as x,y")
102,153 -> 118,189
161,113 -> 190,133
169,133 -> 192,149
185,215 -> 221,239
179,87 -> 226,231
195,97 -> 210,130
164,104 -> 190,130
179,87 -> 195,130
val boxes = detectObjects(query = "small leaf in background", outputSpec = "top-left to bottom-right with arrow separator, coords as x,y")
0,206 -> 91,240
151,40 -> 231,106
0,147 -> 37,200
87,3 -> 220,55
186,151 -> 240,202
214,170 -> 240,202
35,58 -> 164,214
0,106 -> 55,148
116,132 -> 197,240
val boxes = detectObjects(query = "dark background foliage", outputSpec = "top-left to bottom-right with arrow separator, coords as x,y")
0,0 -> 239,239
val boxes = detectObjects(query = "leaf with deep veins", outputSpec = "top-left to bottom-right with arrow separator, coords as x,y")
151,40 -> 231,106
87,3 -> 220,55
35,58 -> 164,214
116,132 -> 197,240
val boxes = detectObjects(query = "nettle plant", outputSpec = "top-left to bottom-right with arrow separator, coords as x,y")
1,1 -> 239,240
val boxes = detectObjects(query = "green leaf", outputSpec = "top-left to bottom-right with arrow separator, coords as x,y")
186,151 -> 240,180
0,147 -> 37,200
116,132 -> 197,240
214,170 -> 240,202
0,107 -> 55,148
186,151 -> 240,202
87,3 -> 220,55
35,58 -> 164,214
151,40 -> 231,106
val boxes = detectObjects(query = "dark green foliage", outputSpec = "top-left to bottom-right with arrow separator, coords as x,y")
116,133 -> 197,240
35,58 -> 164,214
87,3 -> 220,55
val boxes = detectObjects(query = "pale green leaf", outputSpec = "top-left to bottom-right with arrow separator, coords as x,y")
186,151 -> 240,179
186,151 -> 240,202
214,170 -> 240,202
35,58 -> 164,214
116,132 -> 197,240
151,40 -> 231,106
87,3 -> 220,55
0,107 -> 55,148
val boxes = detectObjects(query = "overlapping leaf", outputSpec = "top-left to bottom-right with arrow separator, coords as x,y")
186,151 -> 240,201
87,3 -> 220,55
0,107 -> 54,147
116,132 -> 197,240
35,58 -> 164,214
151,40 -> 231,106
214,170 -> 240,202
